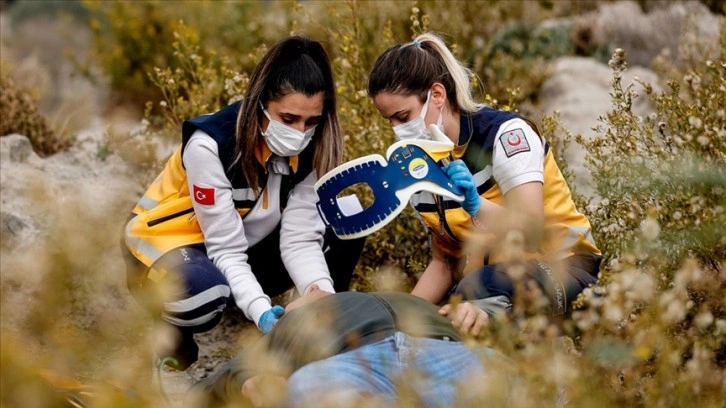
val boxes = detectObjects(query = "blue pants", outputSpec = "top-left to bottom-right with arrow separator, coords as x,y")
285,332 -> 488,408
454,254 -> 601,316
123,227 -> 365,334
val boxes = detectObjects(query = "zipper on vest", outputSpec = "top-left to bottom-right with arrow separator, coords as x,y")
147,207 -> 194,227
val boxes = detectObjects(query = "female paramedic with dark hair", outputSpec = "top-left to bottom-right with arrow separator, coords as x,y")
367,32 -> 601,333
122,35 -> 364,369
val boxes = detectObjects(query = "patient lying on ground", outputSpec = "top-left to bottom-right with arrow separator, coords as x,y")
184,285 -> 498,408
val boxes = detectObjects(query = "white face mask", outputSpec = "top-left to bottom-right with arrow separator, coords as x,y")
260,104 -> 316,157
391,90 -> 443,141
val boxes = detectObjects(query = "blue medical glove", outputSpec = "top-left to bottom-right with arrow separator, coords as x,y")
445,159 -> 481,216
258,305 -> 285,333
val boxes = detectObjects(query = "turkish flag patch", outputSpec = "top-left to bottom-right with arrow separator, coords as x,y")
500,128 -> 530,157
193,185 -> 215,205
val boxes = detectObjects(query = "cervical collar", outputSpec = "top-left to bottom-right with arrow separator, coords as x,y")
315,127 -> 464,240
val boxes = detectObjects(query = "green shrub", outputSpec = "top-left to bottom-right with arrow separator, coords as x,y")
143,22 -> 253,141
81,0 -> 297,108
0,70 -> 70,156
462,44 -> 725,403
459,18 -> 725,408
82,0 -> 571,118
532,34 -> 725,407
580,45 -> 725,281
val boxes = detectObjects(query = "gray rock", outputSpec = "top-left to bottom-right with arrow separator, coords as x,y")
0,134 -> 41,164
0,211 -> 36,249
539,56 -> 660,197
593,0 -> 720,67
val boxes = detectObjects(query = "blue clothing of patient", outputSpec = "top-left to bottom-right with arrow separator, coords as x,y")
187,291 -> 500,408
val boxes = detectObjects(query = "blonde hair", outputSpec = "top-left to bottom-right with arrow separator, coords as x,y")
368,32 -> 484,113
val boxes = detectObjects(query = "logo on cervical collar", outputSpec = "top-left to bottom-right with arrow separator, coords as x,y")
408,158 -> 429,179
314,135 -> 464,240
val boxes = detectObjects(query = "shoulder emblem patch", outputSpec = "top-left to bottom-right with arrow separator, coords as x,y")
499,128 -> 530,158
193,185 -> 215,205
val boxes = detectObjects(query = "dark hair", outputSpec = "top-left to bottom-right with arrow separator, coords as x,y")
367,32 -> 483,113
234,35 -> 342,193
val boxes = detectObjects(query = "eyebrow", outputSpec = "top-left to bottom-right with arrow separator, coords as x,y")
279,112 -> 323,120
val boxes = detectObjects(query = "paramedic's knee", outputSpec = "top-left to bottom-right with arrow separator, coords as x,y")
455,265 -> 514,300
454,266 -> 516,317
158,247 -> 231,333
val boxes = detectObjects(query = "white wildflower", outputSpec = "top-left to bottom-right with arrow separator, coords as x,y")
659,291 -> 686,324
667,350 -> 682,367
715,319 -> 726,336
674,260 -> 703,290
640,217 -> 660,241
694,311 -> 714,330
604,303 -> 624,323
688,116 -> 703,129
625,273 -> 656,303
548,354 -> 577,384
574,310 -> 598,331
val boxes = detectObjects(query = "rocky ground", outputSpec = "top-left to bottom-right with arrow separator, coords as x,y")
0,124 -> 261,405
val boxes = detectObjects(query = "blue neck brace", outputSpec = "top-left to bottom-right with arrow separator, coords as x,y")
315,136 -> 464,239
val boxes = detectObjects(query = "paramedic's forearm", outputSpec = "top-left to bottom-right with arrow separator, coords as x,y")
477,182 -> 545,250
411,258 -> 452,304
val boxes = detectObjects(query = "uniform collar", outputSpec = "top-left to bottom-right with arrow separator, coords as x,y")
254,141 -> 299,173
452,112 -> 474,159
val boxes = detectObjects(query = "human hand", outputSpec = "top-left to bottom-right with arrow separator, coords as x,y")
285,284 -> 333,313
445,160 -> 480,216
439,302 -> 489,337
241,374 -> 288,408
258,305 -> 285,333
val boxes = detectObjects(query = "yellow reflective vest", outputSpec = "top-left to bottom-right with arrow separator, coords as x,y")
124,101 -> 312,269
412,109 -> 600,274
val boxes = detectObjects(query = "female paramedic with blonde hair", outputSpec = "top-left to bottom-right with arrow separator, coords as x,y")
122,35 -> 364,369
367,32 -> 601,334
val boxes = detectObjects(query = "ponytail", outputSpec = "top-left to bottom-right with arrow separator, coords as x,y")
368,32 -> 484,113
415,33 -> 484,113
